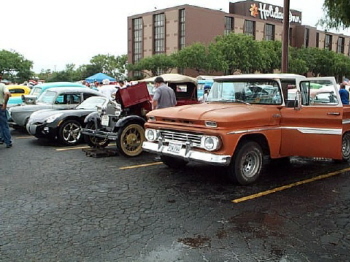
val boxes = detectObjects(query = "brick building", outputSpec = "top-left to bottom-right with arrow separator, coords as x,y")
127,1 -> 350,78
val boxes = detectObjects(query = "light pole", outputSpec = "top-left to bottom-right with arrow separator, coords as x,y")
282,0 -> 290,73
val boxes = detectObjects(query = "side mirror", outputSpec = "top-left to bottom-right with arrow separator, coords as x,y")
295,90 -> 302,110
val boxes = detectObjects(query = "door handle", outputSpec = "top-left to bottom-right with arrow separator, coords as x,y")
327,112 -> 340,115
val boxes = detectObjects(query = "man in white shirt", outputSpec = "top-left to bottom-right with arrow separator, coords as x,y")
99,79 -> 117,100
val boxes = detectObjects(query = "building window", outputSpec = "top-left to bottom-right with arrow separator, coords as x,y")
244,20 -> 255,39
132,18 -> 143,64
304,28 -> 309,47
264,24 -> 275,41
179,9 -> 185,50
316,33 -> 319,48
154,13 -> 165,54
337,37 -> 345,53
224,16 -> 234,35
325,34 -> 332,50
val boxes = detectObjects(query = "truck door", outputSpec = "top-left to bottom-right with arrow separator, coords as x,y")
279,77 -> 343,159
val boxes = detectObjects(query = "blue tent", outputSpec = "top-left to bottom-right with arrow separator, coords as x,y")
85,73 -> 116,83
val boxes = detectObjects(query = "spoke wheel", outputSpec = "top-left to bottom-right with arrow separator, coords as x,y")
58,120 -> 82,146
84,122 -> 109,148
228,141 -> 263,185
116,123 -> 145,157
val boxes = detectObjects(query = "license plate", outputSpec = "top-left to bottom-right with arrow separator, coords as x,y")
101,115 -> 109,126
167,142 -> 182,154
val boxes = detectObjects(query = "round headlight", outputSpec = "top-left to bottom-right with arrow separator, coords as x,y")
145,129 -> 158,142
202,136 -> 221,151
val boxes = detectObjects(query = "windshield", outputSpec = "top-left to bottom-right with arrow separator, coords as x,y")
30,86 -> 42,96
207,80 -> 282,105
77,96 -> 107,109
36,90 -> 57,104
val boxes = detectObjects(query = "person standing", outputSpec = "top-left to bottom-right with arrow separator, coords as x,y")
339,82 -> 349,105
98,79 -> 118,100
151,76 -> 176,110
0,74 -> 12,148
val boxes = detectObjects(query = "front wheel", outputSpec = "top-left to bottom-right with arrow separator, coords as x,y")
228,141 -> 263,185
341,132 -> 350,161
58,120 -> 82,146
116,123 -> 145,157
84,122 -> 109,148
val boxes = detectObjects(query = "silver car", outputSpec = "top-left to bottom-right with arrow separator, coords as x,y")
9,87 -> 101,128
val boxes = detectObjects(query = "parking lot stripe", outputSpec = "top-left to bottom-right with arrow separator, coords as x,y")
232,167 -> 350,203
56,146 -> 90,151
15,136 -> 32,139
119,162 -> 163,169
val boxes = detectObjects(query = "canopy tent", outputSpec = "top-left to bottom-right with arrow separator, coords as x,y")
85,73 -> 116,83
140,73 -> 197,84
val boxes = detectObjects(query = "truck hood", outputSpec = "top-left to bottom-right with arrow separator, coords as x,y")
148,103 -> 280,127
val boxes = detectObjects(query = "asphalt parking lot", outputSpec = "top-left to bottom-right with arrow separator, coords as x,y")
1,130 -> 349,262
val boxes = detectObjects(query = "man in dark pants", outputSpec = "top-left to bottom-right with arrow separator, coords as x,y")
0,74 -> 12,148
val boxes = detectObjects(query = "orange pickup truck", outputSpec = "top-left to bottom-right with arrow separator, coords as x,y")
142,74 -> 350,185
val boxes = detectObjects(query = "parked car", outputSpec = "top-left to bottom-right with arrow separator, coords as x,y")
143,74 -> 349,185
8,85 -> 31,97
82,82 -> 152,157
9,87 -> 101,129
26,96 -> 108,146
7,82 -> 87,107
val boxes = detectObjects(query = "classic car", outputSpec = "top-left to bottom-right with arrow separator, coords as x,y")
8,85 -> 31,97
9,87 -> 101,129
142,74 -> 350,185
7,82 -> 87,107
140,73 -> 200,106
26,96 -> 109,146
81,82 -> 152,157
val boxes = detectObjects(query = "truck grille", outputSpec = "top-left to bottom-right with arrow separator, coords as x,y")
159,130 -> 202,146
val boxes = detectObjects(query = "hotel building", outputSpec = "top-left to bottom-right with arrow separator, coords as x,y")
127,1 -> 350,78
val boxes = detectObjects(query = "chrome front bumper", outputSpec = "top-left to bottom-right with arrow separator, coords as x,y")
142,141 -> 231,166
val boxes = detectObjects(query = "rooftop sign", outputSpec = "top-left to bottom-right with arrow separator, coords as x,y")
249,3 -> 302,24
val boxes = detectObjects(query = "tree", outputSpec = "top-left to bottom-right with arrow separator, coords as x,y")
128,54 -> 175,77
90,54 -> 128,80
173,43 -> 211,74
0,49 -> 33,82
258,40 -> 282,73
210,33 -> 264,74
319,0 -> 350,29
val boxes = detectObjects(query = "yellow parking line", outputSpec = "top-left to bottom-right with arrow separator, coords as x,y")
232,167 -> 350,204
56,146 -> 90,151
15,136 -> 32,139
119,162 -> 163,170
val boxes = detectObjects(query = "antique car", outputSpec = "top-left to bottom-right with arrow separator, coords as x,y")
140,73 -> 200,106
81,82 -> 152,157
7,82 -> 87,107
8,85 -> 31,97
26,96 -> 109,146
9,87 -> 101,129
142,74 -> 350,185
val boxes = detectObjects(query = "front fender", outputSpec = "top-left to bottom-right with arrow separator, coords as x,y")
84,111 -> 100,123
115,115 -> 146,128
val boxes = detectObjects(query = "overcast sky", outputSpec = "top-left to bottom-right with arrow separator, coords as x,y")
1,0 -> 348,73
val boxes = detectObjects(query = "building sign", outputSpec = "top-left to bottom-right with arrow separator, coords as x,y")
249,3 -> 301,24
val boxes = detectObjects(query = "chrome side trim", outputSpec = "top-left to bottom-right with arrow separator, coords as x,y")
342,119 -> 350,125
228,126 -> 342,135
